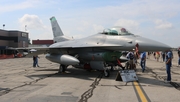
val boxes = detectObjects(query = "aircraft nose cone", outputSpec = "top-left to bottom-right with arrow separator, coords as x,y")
135,37 -> 172,51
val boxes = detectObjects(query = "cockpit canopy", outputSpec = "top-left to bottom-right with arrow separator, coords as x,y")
102,26 -> 133,36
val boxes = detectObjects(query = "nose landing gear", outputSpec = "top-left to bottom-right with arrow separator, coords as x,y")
104,69 -> 110,77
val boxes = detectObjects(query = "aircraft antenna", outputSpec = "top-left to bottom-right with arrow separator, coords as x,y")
3,24 -> 5,30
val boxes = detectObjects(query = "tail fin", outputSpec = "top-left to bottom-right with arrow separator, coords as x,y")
50,16 -> 72,42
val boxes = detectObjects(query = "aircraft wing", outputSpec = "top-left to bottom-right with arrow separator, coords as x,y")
12,44 -> 123,57
14,46 -> 49,50
8,47 -> 50,57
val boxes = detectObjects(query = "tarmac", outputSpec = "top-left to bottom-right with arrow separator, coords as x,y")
0,51 -> 180,102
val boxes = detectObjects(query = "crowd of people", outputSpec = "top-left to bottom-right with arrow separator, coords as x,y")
123,48 -> 180,83
124,50 -> 146,72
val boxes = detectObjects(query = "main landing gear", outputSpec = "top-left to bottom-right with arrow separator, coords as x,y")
59,64 -> 67,73
104,60 -> 124,77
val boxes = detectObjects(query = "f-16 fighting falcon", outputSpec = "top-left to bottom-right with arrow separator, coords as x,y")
17,16 -> 172,77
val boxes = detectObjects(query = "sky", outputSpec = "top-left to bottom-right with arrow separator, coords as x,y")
0,0 -> 180,48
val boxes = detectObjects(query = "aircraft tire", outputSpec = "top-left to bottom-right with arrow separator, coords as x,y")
110,65 -> 114,71
86,69 -> 92,72
104,70 -> 110,77
59,64 -> 66,73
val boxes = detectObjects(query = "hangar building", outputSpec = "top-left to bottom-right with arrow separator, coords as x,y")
0,29 -> 29,58
0,29 -> 29,48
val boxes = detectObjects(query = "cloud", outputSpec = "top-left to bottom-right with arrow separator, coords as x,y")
154,19 -> 173,29
156,23 -> 172,29
4,0 -> 179,47
0,0 -> 39,14
93,24 -> 104,33
18,14 -> 52,40
124,0 -> 180,19
75,20 -> 105,37
114,19 -> 139,27
77,20 -> 90,32
19,14 -> 46,30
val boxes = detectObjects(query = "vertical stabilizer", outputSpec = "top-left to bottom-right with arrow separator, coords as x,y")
50,16 -> 72,42
50,16 -> 64,37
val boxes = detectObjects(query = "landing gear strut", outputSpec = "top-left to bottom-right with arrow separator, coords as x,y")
110,65 -> 114,71
104,69 -> 110,77
59,64 -> 67,73
117,59 -> 125,70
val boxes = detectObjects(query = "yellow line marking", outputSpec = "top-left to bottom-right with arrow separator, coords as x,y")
133,81 -> 148,102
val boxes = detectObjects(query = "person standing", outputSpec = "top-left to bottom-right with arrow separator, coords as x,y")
153,52 -> 156,59
140,52 -> 146,72
178,48 -> 180,66
161,51 -> 165,62
35,55 -> 40,67
156,51 -> 160,62
147,52 -> 150,59
165,50 -> 172,83
126,50 -> 135,70
33,56 -> 36,67
33,55 -> 40,67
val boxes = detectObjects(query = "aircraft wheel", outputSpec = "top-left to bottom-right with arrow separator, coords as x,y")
104,70 -> 110,77
110,65 -> 114,71
86,69 -> 92,72
59,64 -> 66,73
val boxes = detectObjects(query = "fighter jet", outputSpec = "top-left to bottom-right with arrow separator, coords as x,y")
17,17 -> 171,77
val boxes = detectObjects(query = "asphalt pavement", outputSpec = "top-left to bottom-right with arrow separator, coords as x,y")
0,52 -> 180,102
